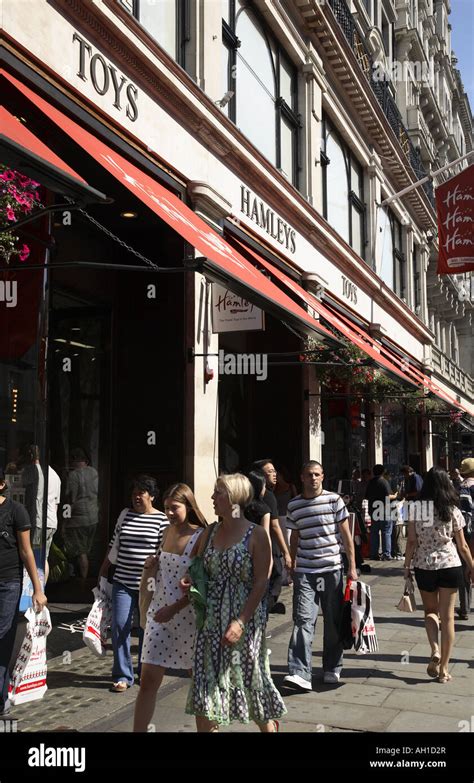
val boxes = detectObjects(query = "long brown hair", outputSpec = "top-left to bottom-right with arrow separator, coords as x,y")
162,483 -> 207,528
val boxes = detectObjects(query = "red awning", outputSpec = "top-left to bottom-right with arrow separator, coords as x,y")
1,69 -> 337,344
231,237 -> 470,413
0,102 -> 106,204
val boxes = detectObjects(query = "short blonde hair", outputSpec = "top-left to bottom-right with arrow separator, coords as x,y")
216,473 -> 253,510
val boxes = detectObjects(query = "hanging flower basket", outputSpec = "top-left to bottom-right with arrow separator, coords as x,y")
301,335 -> 452,414
0,165 -> 42,264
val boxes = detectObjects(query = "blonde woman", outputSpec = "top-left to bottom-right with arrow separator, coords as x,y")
185,473 -> 286,732
133,483 -> 207,732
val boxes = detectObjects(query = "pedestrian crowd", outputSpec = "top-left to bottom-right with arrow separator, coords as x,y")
0,453 -> 472,730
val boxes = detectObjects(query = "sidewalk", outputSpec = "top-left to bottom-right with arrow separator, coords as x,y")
9,560 -> 474,733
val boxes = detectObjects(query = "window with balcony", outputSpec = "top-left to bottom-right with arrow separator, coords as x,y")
321,116 -> 366,259
222,0 -> 300,184
122,0 -> 188,66
379,207 -> 406,299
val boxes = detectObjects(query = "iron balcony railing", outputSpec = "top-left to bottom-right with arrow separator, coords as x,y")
327,0 -> 435,206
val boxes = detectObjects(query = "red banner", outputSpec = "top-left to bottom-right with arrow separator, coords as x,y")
436,164 -> 474,274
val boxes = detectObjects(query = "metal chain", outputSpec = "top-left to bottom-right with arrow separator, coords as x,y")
69,200 -> 161,270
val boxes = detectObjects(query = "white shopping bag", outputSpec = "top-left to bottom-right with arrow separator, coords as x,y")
350,580 -> 379,654
83,577 -> 112,657
9,606 -> 52,705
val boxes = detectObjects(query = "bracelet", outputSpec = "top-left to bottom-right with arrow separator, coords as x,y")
234,618 -> 245,632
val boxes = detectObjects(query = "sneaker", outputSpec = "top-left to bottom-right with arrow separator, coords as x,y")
323,672 -> 341,684
393,554 -> 404,560
283,674 -> 312,691
269,602 -> 286,614
381,555 -> 392,561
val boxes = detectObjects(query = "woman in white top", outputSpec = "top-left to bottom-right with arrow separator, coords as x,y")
404,467 -> 474,683
133,483 -> 207,732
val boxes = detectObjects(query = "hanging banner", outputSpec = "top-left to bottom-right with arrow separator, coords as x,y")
436,164 -> 474,274
212,283 -> 264,333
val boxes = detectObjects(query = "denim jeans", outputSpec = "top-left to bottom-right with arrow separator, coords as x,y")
370,520 -> 393,558
111,582 -> 143,685
0,580 -> 22,711
288,569 -> 344,683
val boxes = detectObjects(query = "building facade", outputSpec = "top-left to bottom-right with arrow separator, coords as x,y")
1,0 -> 472,600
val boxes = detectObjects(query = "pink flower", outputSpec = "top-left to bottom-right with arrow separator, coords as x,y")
17,175 -> 31,187
18,244 -> 30,262
0,170 -> 15,181
6,207 -> 16,221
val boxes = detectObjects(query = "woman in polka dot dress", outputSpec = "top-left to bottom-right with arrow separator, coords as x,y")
185,473 -> 287,732
133,484 -> 207,732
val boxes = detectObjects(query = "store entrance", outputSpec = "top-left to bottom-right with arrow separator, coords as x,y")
46,266 -> 185,602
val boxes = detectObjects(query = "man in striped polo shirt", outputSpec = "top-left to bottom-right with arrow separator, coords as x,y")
283,461 -> 357,691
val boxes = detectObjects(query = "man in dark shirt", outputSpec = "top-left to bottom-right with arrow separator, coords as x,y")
0,468 -> 47,716
365,464 -> 397,561
252,459 -> 291,614
401,465 -> 423,500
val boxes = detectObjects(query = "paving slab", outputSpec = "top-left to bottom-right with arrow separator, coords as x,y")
385,711 -> 467,733
382,688 -> 473,718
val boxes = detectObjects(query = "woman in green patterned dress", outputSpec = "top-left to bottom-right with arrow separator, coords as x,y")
184,473 -> 286,732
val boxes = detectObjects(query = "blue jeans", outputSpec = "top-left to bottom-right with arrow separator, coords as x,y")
288,570 -> 344,683
0,580 -> 22,712
370,519 -> 393,558
111,582 -> 143,686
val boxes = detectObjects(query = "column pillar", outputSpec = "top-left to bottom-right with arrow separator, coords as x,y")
302,367 -> 323,464
184,183 -> 232,520
368,150 -> 384,272
301,45 -> 327,209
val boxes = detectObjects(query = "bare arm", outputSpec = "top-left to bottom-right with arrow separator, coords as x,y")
289,528 -> 299,570
339,519 -> 357,581
260,512 -> 271,539
221,526 -> 271,646
17,530 -> 47,610
454,529 -> 474,577
270,516 -> 291,569
241,526 -> 272,621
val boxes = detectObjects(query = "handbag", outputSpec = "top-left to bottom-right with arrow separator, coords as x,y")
396,577 -> 416,613
188,523 -> 216,630
339,578 -> 354,650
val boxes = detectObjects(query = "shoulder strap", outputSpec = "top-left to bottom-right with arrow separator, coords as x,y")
195,522 -> 217,557
183,528 -> 202,558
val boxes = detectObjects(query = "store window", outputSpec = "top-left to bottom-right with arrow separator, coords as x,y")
121,0 -> 188,67
379,207 -> 406,299
321,116 -> 366,258
0,225 -> 50,590
222,0 -> 300,184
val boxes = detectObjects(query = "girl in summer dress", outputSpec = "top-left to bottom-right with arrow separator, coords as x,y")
133,483 -> 207,732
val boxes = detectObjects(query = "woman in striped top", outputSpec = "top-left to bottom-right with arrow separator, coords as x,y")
98,475 -> 168,692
